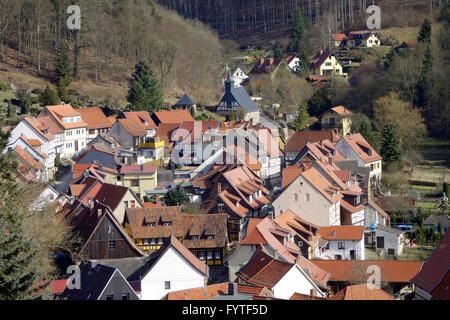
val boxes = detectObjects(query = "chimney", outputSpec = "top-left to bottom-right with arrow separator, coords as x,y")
228,282 -> 237,295
327,153 -> 333,166
217,182 -> 222,194
89,198 -> 95,209
97,208 -> 103,217
98,164 -> 103,171
155,197 -> 161,205
269,58 -> 274,64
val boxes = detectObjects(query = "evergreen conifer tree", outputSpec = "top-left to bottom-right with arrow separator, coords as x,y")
0,130 -> 42,300
417,19 -> 432,43
380,124 -> 402,166
55,42 -> 73,101
7,102 -> 14,118
40,86 -> 60,106
127,61 -> 163,112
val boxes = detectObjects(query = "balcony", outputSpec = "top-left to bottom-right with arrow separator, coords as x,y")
140,141 -> 164,149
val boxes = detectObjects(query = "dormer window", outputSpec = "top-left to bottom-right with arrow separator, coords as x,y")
207,235 -> 214,240
191,235 -> 199,240
164,222 -> 171,227
148,222 -> 156,227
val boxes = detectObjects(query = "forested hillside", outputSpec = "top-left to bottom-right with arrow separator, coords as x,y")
157,0 -> 445,43
0,0 -> 225,106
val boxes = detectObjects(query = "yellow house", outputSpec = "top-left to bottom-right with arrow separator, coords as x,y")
347,30 -> 381,48
139,136 -> 165,161
118,165 -> 158,200
321,106 -> 353,136
310,50 -> 344,77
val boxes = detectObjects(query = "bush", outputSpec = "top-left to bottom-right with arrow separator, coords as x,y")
0,81 -> 11,91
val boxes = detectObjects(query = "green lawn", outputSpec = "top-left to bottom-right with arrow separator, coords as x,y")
416,138 -> 450,167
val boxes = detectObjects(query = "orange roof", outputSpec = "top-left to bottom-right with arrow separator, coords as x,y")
21,135 -> 43,147
311,260 -> 423,283
340,133 -> 382,163
290,292 -> 327,300
24,117 -> 55,140
301,167 -> 343,203
70,184 -> 86,197
332,33 -> 347,41
117,118 -> 147,136
274,210 -> 320,246
77,107 -> 113,129
42,104 -> 87,130
330,105 -> 353,116
318,225 -> 364,241
122,111 -> 157,130
143,202 -> 162,208
13,146 -> 42,170
153,110 -> 194,124
155,123 -> 179,146
340,199 -> 365,213
282,166 -> 303,189
162,283 -> 228,300
285,130 -> 339,153
330,284 -> 394,300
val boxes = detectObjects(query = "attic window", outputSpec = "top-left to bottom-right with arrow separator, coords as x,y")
148,222 -> 156,227
192,235 -> 199,240
207,235 -> 214,240
164,222 -> 172,227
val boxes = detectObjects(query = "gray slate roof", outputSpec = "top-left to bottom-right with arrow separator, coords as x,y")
376,224 -> 405,235
60,261 -> 116,300
218,76 -> 261,113
175,94 -> 196,106
96,257 -> 150,282
424,215 -> 450,227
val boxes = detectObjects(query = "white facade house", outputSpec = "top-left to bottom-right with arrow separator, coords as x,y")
7,117 -> 63,169
139,236 -> 208,300
39,104 -> 88,158
231,68 -> 249,87
374,225 -> 406,256
272,167 -> 342,227
285,54 -> 302,72
317,226 -> 365,260
29,185 -> 60,212
271,264 -> 326,299
336,133 -> 382,190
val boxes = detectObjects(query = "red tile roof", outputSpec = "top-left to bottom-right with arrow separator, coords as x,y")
13,146 -> 42,170
77,107 -> 112,129
236,250 -> 293,288
332,33 -> 347,41
330,106 -> 353,116
117,118 -> 147,136
24,116 -> 55,140
249,58 -> 284,75
122,111 -> 156,129
318,225 -> 364,241
339,133 -> 382,163
301,167 -> 343,203
289,292 -> 327,300
42,104 -> 87,130
312,260 -> 423,283
285,130 -> 339,153
119,165 -> 157,174
347,30 -> 378,41
281,166 -> 303,189
330,283 -> 394,300
155,123 -> 179,147
411,230 -> 450,295
153,110 -> 194,124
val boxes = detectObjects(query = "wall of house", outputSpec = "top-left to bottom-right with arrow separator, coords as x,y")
84,215 -> 141,259
121,172 -> 157,200
113,190 -> 142,224
318,56 -> 343,76
375,229 -> 404,256
244,111 -> 261,126
272,265 -> 323,299
63,127 -> 87,157
320,239 -> 364,260
272,175 -> 337,226
350,208 -> 365,226
364,205 -> 388,229
107,123 -> 134,150
98,270 -> 140,300
140,246 -> 207,300
364,34 -> 380,47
